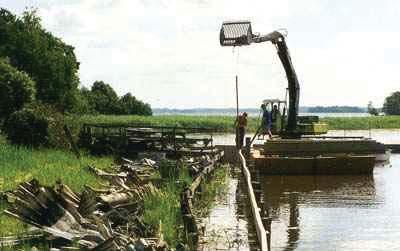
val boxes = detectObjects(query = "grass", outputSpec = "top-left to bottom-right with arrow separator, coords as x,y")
0,143 -> 113,192
74,114 -> 400,133
0,136 -> 113,237
321,116 -> 400,130
77,114 -> 243,132
142,163 -> 229,247
142,166 -> 192,247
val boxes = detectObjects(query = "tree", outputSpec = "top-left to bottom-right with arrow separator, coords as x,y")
86,81 -> 122,114
383,92 -> 400,115
119,93 -> 152,116
367,101 -> 379,116
0,8 -> 80,111
0,59 -> 35,120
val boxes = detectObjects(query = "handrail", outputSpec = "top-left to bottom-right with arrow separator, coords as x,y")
238,150 -> 269,251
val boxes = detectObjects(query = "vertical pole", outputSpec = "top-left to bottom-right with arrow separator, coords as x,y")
236,75 -> 239,118
369,121 -> 372,138
235,75 -> 240,149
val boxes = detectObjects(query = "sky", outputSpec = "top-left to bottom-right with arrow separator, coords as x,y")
2,0 -> 400,108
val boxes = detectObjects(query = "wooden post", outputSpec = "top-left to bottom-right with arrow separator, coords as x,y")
236,75 -> 239,118
266,217 -> 272,251
235,75 -> 240,149
245,137 -> 251,156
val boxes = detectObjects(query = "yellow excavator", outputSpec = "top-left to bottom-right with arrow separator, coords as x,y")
220,20 -> 328,138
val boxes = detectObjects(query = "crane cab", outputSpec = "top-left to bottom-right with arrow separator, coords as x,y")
261,99 -> 328,137
262,99 -> 287,135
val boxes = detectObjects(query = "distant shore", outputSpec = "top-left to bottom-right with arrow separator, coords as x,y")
75,114 -> 400,133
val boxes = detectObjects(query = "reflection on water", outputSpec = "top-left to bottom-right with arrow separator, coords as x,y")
260,155 -> 400,250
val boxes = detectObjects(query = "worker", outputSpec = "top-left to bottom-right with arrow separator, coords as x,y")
260,104 -> 272,139
271,104 -> 280,122
271,104 -> 281,132
235,112 -> 248,148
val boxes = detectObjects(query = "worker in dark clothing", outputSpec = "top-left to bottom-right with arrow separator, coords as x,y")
271,104 -> 279,123
271,104 -> 281,133
260,104 -> 272,139
235,112 -> 248,148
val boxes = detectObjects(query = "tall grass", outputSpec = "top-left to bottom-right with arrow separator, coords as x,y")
142,164 -> 229,247
76,114 -> 400,133
0,138 -> 113,236
0,144 -> 113,192
321,116 -> 400,130
142,168 -> 192,246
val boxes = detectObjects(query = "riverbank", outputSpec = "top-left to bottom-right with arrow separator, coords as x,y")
0,137 -> 114,237
0,135 -> 229,249
76,114 -> 400,133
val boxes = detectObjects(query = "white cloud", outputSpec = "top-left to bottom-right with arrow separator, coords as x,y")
3,0 -> 400,108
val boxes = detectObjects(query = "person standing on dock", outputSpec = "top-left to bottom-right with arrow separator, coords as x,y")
235,112 -> 248,149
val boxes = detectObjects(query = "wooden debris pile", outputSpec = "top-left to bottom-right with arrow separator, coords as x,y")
2,151 -> 225,250
3,158 -> 167,251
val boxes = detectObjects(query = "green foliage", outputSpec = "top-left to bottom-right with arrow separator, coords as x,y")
367,101 -> 379,116
383,91 -> 400,115
320,116 -> 400,130
143,169 -> 191,247
77,115 -> 245,132
4,104 -> 77,148
4,108 -> 48,147
0,8 -> 80,111
0,59 -> 35,120
85,81 -> 122,114
74,114 -> 400,135
80,83 -> 153,116
120,93 -> 152,116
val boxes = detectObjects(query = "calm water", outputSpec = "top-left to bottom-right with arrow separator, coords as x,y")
207,130 -> 400,250
261,157 -> 400,251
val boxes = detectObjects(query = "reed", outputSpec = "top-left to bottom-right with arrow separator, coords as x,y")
76,114 -> 400,133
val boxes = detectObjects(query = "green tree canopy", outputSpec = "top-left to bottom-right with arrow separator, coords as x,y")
0,59 -> 35,120
383,91 -> 400,115
0,8 -> 80,111
120,92 -> 152,116
86,81 -> 122,114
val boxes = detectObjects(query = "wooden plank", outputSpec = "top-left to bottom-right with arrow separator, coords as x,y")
238,150 -> 268,251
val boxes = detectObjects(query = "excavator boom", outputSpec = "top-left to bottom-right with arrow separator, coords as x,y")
220,21 -> 300,134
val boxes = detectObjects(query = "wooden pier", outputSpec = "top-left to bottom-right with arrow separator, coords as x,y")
79,123 -> 218,156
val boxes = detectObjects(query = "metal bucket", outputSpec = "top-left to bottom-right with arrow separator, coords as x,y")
219,20 -> 253,46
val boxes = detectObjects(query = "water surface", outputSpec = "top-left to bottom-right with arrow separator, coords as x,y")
210,130 -> 400,250
261,156 -> 400,250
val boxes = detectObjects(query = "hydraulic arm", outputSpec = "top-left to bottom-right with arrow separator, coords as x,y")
220,21 -> 300,134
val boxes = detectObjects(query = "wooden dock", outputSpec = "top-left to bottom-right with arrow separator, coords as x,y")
79,124 -> 218,156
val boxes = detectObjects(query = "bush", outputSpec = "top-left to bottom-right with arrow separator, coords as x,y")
0,59 -> 35,120
4,108 -> 48,147
4,104 -> 75,149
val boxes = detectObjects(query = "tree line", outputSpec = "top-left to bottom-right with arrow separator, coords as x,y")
0,7 -> 152,121
0,8 -> 151,147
